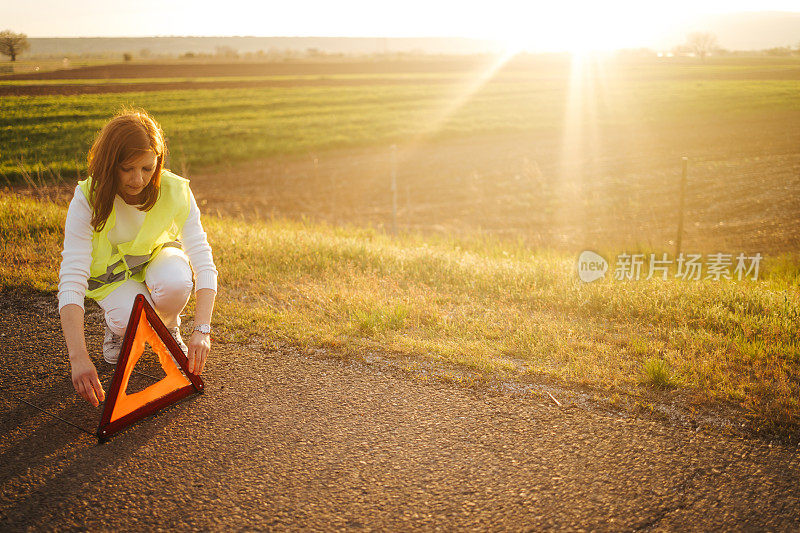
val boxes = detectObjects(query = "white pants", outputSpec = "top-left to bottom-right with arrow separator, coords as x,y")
98,246 -> 194,336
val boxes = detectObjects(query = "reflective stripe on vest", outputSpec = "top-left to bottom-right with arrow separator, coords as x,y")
86,241 -> 182,291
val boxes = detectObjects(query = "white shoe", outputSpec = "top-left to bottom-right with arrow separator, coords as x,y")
103,326 -> 123,364
168,326 -> 189,356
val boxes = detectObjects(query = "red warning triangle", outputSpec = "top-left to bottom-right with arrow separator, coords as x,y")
97,293 -> 204,441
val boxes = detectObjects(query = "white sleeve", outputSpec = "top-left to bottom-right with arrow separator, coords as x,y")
181,189 -> 218,293
58,186 -> 93,311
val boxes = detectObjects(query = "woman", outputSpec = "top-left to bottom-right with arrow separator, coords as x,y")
58,109 -> 218,408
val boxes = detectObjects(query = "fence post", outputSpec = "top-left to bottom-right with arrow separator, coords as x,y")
390,144 -> 398,236
675,157 -> 688,258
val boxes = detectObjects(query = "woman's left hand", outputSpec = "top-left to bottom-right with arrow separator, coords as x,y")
187,330 -> 211,375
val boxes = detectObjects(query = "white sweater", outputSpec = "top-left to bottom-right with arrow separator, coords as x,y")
58,185 -> 218,311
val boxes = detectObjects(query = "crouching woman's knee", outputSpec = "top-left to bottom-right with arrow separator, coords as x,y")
146,249 -> 194,314
149,272 -> 194,314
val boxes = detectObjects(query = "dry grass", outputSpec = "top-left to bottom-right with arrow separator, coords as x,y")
4,191 -> 797,433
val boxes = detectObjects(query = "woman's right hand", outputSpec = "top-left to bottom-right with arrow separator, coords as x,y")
70,353 -> 105,407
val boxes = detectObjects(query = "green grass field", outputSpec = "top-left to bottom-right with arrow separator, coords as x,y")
2,57 -> 799,182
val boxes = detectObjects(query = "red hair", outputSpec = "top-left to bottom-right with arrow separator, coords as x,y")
86,109 -> 168,232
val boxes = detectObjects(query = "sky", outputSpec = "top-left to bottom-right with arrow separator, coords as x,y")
3,0 -> 800,52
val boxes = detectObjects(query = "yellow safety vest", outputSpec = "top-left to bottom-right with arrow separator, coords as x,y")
79,169 -> 191,301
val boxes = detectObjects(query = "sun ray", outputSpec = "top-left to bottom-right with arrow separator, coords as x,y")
555,51 -> 612,249
397,48 -> 520,158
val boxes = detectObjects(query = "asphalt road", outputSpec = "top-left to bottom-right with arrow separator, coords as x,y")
1,288 -> 799,531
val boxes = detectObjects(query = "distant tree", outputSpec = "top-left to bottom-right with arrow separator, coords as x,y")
685,32 -> 718,61
0,30 -> 30,62
123,52 -> 132,61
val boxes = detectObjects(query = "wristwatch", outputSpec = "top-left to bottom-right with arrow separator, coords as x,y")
193,323 -> 212,335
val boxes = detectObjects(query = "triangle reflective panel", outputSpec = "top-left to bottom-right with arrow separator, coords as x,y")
97,293 -> 204,442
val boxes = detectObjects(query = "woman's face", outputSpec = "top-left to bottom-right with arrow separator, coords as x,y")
117,150 -> 157,204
